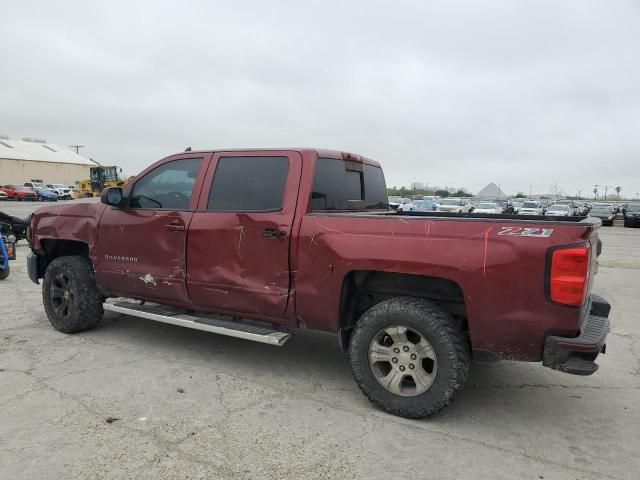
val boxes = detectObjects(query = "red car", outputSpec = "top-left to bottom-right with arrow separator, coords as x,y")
0,185 -> 37,201
27,148 -> 610,418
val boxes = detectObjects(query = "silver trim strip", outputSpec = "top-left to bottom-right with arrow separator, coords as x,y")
103,302 -> 291,346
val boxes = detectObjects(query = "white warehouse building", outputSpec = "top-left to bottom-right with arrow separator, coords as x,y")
0,136 -> 97,186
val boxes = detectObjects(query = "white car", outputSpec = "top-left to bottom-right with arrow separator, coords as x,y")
46,183 -> 72,200
438,198 -> 473,213
473,202 -> 502,214
399,197 -> 440,212
545,204 -> 573,217
518,201 -> 544,215
389,196 -> 412,211
0,190 -> 7,201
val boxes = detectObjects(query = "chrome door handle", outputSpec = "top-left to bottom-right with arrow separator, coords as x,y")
261,229 -> 287,239
164,222 -> 185,232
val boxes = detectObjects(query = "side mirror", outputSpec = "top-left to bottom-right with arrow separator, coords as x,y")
101,187 -> 124,208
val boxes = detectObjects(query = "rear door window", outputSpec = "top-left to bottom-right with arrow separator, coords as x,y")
207,156 -> 289,211
311,158 -> 388,211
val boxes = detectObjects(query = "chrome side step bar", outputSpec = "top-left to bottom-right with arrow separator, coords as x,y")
103,299 -> 291,346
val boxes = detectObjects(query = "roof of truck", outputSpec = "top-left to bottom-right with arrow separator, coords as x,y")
172,148 -> 381,167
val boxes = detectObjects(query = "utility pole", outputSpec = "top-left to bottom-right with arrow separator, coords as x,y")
577,190 -> 581,199
593,184 -> 599,200
69,145 -> 84,154
604,186 -> 609,201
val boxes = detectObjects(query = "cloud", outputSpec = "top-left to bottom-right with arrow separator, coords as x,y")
1,0 -> 639,196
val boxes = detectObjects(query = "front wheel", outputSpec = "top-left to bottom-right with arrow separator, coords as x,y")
0,266 -> 9,280
43,256 -> 104,333
349,297 -> 469,418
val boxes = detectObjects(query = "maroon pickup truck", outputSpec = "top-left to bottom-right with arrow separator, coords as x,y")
27,148 -> 610,418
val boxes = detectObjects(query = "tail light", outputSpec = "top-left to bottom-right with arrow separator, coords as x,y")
548,246 -> 590,306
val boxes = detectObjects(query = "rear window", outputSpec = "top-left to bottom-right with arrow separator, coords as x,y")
310,158 -> 388,211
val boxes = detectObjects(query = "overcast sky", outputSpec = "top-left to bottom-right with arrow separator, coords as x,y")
1,1 -> 639,197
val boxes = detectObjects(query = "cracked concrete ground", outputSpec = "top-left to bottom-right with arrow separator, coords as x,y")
1,201 -> 639,479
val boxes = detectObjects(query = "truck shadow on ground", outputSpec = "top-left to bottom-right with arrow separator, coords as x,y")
88,312 -> 603,423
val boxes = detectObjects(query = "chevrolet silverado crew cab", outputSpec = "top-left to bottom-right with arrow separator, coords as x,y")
26,148 -> 611,418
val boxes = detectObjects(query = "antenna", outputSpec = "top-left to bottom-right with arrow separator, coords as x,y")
69,145 -> 84,154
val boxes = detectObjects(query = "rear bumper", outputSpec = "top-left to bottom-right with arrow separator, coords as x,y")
542,294 -> 610,375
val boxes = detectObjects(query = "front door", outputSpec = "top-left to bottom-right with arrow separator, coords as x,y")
95,156 -> 208,303
187,151 -> 302,319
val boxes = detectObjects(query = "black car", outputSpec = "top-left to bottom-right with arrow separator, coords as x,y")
624,203 -> 640,227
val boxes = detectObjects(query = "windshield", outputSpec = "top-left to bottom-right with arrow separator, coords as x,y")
478,203 -> 497,209
388,196 -> 401,202
522,202 -> 539,208
627,204 -> 640,212
440,199 -> 460,205
549,205 -> 569,211
52,184 -> 65,188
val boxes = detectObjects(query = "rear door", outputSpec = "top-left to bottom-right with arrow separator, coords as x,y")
186,151 -> 302,319
95,155 -> 209,303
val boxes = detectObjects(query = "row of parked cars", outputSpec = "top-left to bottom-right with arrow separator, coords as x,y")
389,196 -> 638,226
0,182 -> 75,202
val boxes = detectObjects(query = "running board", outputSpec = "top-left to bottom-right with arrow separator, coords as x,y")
103,299 -> 291,346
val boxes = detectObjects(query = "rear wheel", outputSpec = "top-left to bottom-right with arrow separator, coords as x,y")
349,297 -> 469,418
43,256 -> 104,333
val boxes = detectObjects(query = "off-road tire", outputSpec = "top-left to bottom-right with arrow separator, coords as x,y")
0,266 -> 9,280
43,256 -> 104,333
349,297 -> 469,418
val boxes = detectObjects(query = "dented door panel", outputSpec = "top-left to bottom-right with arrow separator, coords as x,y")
95,209 -> 194,303
186,151 -> 302,320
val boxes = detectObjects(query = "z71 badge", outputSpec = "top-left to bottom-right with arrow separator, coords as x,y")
497,226 -> 554,238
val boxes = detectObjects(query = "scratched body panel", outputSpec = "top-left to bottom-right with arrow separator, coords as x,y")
295,213 -> 596,361
185,150 -> 302,321
94,209 -> 194,303
30,202 -> 106,264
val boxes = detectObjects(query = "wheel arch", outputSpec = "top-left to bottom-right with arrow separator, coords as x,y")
338,270 -> 469,352
36,238 -> 91,279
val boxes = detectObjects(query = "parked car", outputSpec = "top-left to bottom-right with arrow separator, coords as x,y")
0,190 -> 7,201
32,186 -> 59,202
473,202 -> 502,214
402,197 -> 439,212
518,201 -> 544,215
623,203 -> 640,228
27,147 -> 611,419
0,185 -> 38,201
24,181 -> 50,191
589,203 -> 616,226
45,184 -> 73,200
388,196 -> 412,211
438,198 -> 473,213
552,200 -> 579,215
546,204 -> 573,217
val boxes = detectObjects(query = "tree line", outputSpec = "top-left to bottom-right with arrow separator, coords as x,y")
387,186 -> 473,198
